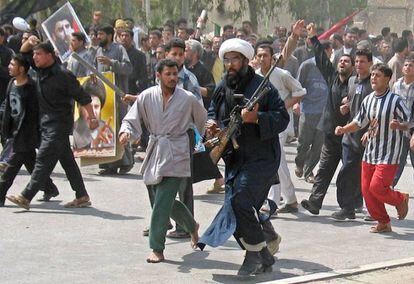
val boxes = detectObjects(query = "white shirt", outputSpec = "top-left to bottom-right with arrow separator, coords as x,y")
256,67 -> 306,102
354,90 -> 409,164
120,85 -> 207,184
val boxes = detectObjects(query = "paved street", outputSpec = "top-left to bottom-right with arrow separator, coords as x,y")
1,143 -> 414,284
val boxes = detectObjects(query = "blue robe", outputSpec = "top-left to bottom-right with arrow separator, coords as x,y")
199,70 -> 289,249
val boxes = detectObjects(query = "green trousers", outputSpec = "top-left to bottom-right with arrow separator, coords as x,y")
149,177 -> 196,251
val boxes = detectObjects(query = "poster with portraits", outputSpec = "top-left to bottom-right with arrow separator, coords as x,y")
73,72 -> 117,160
42,2 -> 90,62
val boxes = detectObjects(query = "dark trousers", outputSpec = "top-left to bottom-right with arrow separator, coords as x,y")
176,129 -> 195,233
0,150 -> 57,202
295,113 -> 324,178
22,133 -> 87,201
231,170 -> 275,247
146,130 -> 195,232
393,136 -> 414,186
308,134 -> 342,209
336,142 -> 364,210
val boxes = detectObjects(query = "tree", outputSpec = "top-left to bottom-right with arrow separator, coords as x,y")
215,0 -> 282,33
287,0 -> 367,28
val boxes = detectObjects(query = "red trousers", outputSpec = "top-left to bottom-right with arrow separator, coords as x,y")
361,162 -> 405,224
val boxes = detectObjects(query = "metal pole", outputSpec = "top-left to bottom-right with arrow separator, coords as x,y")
181,0 -> 189,20
145,0 -> 151,27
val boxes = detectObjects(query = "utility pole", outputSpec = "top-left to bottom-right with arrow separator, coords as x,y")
145,0 -> 151,28
123,0 -> 132,19
181,0 -> 189,20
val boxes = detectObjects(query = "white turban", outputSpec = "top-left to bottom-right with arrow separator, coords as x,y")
218,38 -> 255,61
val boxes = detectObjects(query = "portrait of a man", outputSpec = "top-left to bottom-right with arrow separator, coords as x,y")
73,75 -> 116,158
42,2 -> 89,62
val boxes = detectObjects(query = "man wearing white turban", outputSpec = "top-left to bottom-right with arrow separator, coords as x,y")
198,38 -> 290,276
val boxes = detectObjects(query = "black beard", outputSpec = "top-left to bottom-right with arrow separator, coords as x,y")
225,64 -> 248,89
99,38 -> 108,48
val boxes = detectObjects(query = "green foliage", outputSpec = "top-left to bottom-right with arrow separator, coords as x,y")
287,0 -> 367,27
69,0 -> 144,27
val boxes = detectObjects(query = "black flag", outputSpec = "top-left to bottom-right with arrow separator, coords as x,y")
0,0 -> 60,25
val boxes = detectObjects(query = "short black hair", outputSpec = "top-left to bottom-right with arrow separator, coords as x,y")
97,24 -> 114,36
164,37 -> 185,52
122,29 -> 134,38
255,43 -> 274,56
2,24 -> 13,35
223,25 -> 233,31
345,27 -> 358,35
381,27 -> 391,37
176,18 -> 187,26
371,63 -> 393,78
0,27 -> 5,37
149,29 -> 162,39
331,33 -> 343,44
393,38 -> 408,53
156,58 -> 178,73
355,48 -> 373,62
405,54 -> 414,63
11,53 -> 30,73
339,54 -> 355,66
164,20 -> 175,28
357,29 -> 367,37
33,42 -> 55,54
71,32 -> 86,43
402,30 -> 413,39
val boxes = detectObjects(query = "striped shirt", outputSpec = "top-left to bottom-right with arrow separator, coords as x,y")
353,90 -> 410,164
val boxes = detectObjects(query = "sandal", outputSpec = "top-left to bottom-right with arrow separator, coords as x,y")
370,222 -> 392,233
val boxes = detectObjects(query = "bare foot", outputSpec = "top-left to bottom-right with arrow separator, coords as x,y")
190,223 -> 200,250
146,251 -> 164,263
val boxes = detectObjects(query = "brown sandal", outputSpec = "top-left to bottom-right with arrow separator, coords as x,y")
370,223 -> 392,233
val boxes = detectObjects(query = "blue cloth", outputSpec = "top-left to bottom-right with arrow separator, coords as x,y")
297,57 -> 329,114
198,185 -> 236,249
199,69 -> 289,249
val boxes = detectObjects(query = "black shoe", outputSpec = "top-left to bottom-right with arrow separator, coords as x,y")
260,247 -> 275,270
355,206 -> 364,214
301,199 -> 320,215
237,251 -> 265,276
118,165 -> 134,175
331,209 -> 356,221
37,185 -> 59,202
0,196 -> 5,207
98,168 -> 118,175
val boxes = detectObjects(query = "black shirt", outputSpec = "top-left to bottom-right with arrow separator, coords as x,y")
126,46 -> 148,93
342,75 -> 373,152
186,61 -> 215,110
8,83 -> 24,135
33,62 -> 92,135
310,36 -> 350,136
0,44 -> 13,103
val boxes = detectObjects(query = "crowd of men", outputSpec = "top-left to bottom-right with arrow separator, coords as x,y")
0,9 -> 414,276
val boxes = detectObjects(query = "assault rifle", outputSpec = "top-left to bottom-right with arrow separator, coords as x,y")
206,54 -> 282,164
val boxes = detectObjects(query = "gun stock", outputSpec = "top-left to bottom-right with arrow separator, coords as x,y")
208,129 -> 230,164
